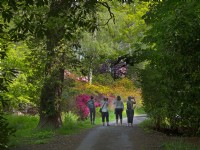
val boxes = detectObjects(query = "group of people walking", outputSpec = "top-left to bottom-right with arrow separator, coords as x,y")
87,95 -> 136,126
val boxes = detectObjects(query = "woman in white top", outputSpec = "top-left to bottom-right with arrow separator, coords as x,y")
100,97 -> 110,126
113,96 -> 124,125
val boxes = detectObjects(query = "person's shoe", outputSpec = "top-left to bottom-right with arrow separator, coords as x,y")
107,124 -> 111,126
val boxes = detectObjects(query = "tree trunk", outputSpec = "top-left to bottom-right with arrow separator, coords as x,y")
38,67 -> 64,128
37,0 -> 67,128
37,21 -> 65,128
155,116 -> 161,130
88,68 -> 93,85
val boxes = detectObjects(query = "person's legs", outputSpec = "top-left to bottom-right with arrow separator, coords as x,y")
102,112 -> 105,126
130,109 -> 134,126
89,108 -> 93,124
115,109 -> 119,125
116,119 -> 118,125
126,109 -> 130,126
119,109 -> 123,125
127,109 -> 132,125
106,112 -> 110,126
92,109 -> 96,125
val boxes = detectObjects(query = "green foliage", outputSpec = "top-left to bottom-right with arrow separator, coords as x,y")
93,73 -> 115,86
0,115 -> 15,150
141,1 -> 200,134
77,1 -> 149,83
0,42 -> 42,111
7,115 -> 54,147
61,112 -> 79,130
139,118 -> 154,133
134,106 -> 145,115
114,78 -> 135,90
6,115 -> 39,129
0,43 -> 16,150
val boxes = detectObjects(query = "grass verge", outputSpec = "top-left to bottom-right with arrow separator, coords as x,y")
7,110 -> 117,148
6,115 -> 55,148
163,140 -> 200,150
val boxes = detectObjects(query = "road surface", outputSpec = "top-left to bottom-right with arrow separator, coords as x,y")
76,115 -> 159,150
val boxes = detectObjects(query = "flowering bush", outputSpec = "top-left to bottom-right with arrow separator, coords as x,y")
76,94 -> 101,120
76,94 -> 90,120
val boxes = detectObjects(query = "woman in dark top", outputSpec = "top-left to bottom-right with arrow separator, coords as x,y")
87,96 -> 96,125
126,96 -> 136,126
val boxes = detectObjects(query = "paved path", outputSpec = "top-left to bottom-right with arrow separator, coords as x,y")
76,115 -> 154,150
12,114 -> 168,150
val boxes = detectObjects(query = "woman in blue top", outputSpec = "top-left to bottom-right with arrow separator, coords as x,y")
87,96 -> 96,125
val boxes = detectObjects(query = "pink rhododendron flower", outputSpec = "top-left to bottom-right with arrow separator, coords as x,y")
76,94 -> 90,119
94,102 -> 101,107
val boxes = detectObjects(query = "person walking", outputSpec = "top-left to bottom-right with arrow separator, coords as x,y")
126,96 -> 136,126
100,97 -> 110,126
87,96 -> 96,125
113,96 -> 124,126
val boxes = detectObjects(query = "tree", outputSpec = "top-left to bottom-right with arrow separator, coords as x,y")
78,31 -> 115,84
78,1 -> 149,82
28,1 -> 101,128
0,42 -> 16,150
141,1 -> 200,134
1,0 -> 135,128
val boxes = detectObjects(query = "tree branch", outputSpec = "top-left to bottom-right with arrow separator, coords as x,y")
97,1 -> 115,25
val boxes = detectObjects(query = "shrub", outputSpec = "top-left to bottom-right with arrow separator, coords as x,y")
0,114 -> 15,150
76,94 -> 90,120
62,112 -> 79,129
76,94 -> 101,120
93,73 -> 114,86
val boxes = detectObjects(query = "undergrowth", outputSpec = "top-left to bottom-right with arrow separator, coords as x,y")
139,118 -> 200,150
163,140 -> 200,150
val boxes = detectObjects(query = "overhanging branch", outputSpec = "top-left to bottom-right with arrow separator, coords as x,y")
97,1 -> 115,25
